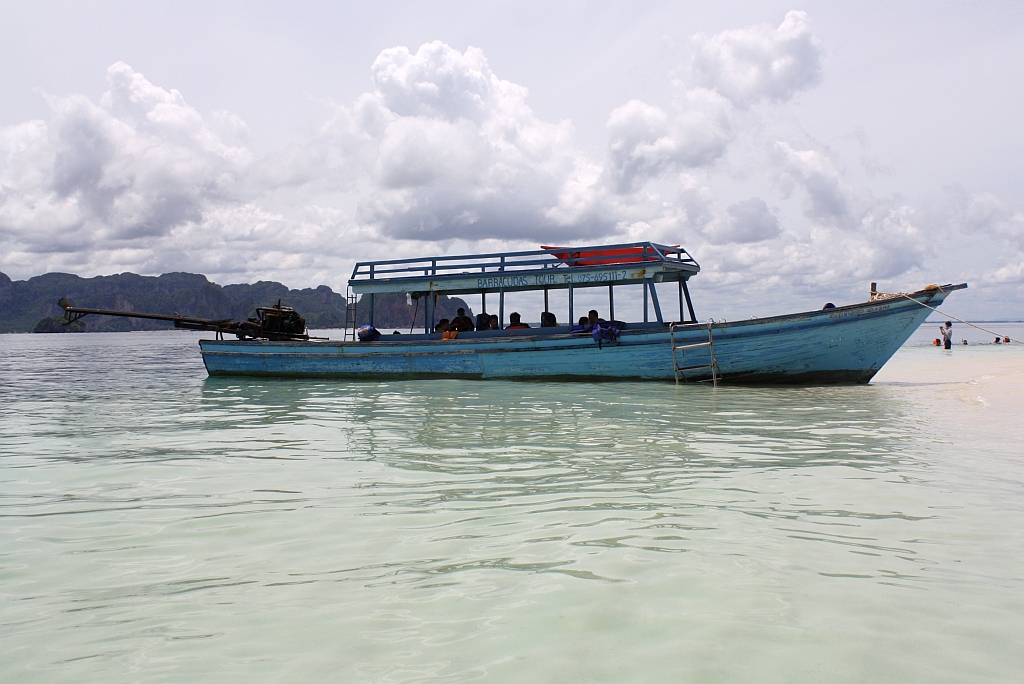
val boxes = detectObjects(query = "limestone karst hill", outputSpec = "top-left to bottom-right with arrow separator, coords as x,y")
0,271 -> 470,333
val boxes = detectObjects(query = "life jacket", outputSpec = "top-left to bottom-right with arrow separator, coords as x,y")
592,321 -> 624,348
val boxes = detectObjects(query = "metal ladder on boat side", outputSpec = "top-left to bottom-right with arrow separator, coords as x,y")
343,287 -> 358,341
670,320 -> 720,387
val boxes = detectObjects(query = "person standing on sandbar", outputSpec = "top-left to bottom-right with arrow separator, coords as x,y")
939,321 -> 953,350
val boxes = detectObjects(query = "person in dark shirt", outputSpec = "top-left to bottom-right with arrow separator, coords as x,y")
506,312 -> 529,329
452,307 -> 475,332
434,318 -> 450,333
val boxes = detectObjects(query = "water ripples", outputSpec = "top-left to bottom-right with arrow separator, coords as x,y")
2,332 -> 1023,682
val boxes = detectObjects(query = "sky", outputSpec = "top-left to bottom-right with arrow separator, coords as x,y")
1,0 -> 1022,320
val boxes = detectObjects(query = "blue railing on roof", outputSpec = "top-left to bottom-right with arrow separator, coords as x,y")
349,242 -> 699,282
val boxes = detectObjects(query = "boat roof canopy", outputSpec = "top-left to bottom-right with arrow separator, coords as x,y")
349,242 -> 700,296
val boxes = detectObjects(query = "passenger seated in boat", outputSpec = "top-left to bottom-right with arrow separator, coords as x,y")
588,310 -> 605,327
571,316 -> 589,332
476,313 -> 490,330
452,308 -> 475,332
434,318 -> 450,333
540,311 -> 557,327
488,315 -> 499,330
506,312 -> 530,329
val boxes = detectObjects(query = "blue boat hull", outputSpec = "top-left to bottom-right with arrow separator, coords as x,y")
198,288 -> 958,384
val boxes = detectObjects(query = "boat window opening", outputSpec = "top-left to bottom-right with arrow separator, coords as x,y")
409,294 -> 419,334
648,279 -> 664,324
426,293 -> 435,334
681,279 -> 697,323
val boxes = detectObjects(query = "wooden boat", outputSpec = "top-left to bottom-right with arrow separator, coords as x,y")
197,242 -> 966,384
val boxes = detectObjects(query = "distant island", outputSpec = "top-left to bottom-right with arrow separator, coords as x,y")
0,271 -> 472,333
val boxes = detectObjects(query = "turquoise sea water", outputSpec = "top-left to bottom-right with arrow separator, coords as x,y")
2,325 -> 1023,683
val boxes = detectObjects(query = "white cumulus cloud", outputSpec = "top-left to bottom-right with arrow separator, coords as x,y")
323,41 -> 612,241
0,62 -> 251,272
606,88 -> 733,193
692,10 -> 823,106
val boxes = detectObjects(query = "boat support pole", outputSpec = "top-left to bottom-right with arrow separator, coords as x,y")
681,279 -> 697,323
544,288 -> 549,314
678,281 -> 684,323
647,279 -> 664,324
568,280 -> 574,326
608,284 -> 615,321
368,263 -> 375,328
643,280 -> 648,323
498,255 -> 505,328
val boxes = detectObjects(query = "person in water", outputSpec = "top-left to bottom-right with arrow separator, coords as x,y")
939,321 -> 953,349
506,312 -> 530,329
1005,337 -> 1012,344
994,336 -> 1002,344
451,308 -> 475,332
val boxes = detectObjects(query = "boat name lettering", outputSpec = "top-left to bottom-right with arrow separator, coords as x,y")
475,270 -> 630,288
477,275 -> 530,289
